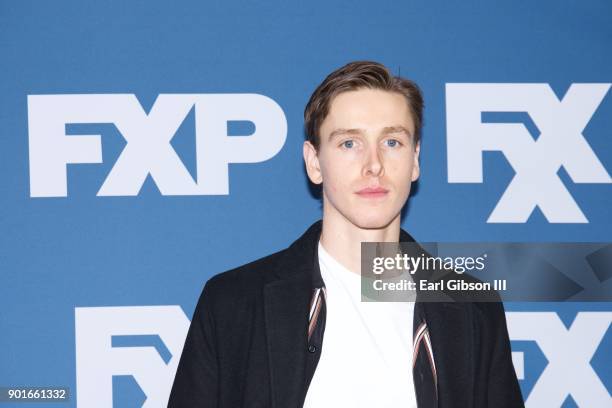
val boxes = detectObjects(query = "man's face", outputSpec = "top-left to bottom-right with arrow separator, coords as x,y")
304,88 -> 420,230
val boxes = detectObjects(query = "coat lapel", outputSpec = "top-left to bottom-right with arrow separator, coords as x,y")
404,230 -> 475,407
264,275 -> 312,408
418,301 -> 474,408
413,306 -> 438,408
263,221 -> 324,408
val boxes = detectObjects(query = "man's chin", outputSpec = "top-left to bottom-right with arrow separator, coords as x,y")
349,213 -> 398,231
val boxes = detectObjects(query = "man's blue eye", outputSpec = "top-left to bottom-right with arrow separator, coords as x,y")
386,139 -> 399,147
342,140 -> 354,148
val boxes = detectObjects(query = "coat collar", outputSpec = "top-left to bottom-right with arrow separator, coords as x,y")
271,219 -> 418,284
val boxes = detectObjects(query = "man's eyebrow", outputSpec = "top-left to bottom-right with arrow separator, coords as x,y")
381,126 -> 413,138
328,128 -> 363,141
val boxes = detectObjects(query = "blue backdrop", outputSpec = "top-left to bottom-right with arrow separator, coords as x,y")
1,0 -> 610,406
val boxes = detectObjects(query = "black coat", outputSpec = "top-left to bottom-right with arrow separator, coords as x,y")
169,220 -> 524,407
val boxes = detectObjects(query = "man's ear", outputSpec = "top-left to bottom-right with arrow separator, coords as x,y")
303,141 -> 323,184
411,142 -> 420,182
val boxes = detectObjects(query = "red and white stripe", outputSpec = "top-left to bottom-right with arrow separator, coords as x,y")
413,321 -> 437,390
308,287 -> 326,340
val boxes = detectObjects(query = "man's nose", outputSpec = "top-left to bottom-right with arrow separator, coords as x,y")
363,145 -> 384,177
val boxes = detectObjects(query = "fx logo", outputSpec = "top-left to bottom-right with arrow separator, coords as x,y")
75,306 -> 190,407
507,311 -> 612,407
28,94 -> 287,197
446,84 -> 611,223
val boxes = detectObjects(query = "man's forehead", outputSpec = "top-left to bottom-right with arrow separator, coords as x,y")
323,89 -> 414,125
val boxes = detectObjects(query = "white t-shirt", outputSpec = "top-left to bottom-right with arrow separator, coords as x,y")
303,242 -> 417,408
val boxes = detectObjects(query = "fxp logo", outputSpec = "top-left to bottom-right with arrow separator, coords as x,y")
27,94 -> 287,197
446,83 -> 611,223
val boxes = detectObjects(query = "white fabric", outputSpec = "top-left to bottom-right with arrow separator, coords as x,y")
303,242 -> 417,408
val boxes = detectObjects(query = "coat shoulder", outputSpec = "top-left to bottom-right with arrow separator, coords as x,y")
204,247 -> 289,298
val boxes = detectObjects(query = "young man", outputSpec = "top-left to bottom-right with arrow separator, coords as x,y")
169,61 -> 523,407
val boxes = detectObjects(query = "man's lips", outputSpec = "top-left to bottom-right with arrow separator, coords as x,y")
355,187 -> 389,197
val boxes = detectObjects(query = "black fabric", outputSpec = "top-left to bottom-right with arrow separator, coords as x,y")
168,220 -> 524,407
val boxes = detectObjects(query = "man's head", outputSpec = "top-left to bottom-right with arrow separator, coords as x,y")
303,61 -> 423,230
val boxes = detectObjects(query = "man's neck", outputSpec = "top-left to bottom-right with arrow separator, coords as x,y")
319,208 -> 401,275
